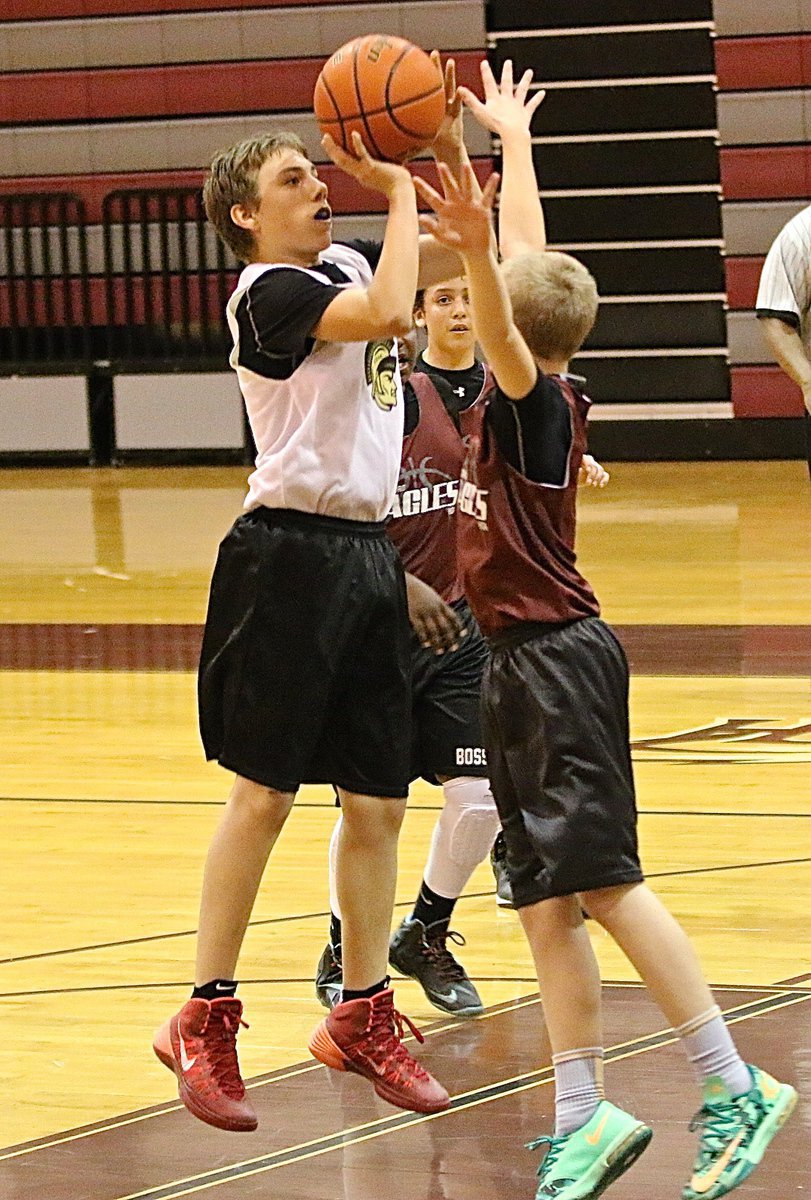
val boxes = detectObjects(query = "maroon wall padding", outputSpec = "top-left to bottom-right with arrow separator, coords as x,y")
0,276 -> 103,325
731,365 -> 805,417
721,146 -> 811,201
0,171 -> 205,221
725,257 -> 765,310
0,275 -> 234,326
0,52 -> 484,125
0,0 -> 361,18
715,35 -> 811,91
0,157 -> 493,223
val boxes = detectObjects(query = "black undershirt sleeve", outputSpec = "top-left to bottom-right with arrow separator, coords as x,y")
341,239 -> 383,271
487,374 -> 574,486
755,308 -> 801,330
235,268 -> 342,378
403,381 -> 419,435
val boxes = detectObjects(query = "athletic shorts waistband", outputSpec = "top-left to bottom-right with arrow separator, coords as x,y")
487,617 -> 583,653
245,506 -> 387,537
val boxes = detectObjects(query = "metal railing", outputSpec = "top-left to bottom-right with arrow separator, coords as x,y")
0,187 -> 240,374
102,187 -> 238,368
0,193 -> 91,371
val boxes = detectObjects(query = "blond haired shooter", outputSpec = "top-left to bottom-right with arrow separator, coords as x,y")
414,158 -> 797,1200
151,89 -> 480,1130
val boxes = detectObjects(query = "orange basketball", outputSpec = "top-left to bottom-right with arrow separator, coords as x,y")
314,35 -> 446,163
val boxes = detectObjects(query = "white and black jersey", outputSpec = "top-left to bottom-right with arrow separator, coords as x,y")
226,240 -> 404,522
756,203 -> 811,354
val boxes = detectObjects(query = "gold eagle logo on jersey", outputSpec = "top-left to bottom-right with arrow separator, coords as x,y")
365,339 -> 399,412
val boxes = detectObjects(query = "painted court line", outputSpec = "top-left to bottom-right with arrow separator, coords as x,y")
2,989 -> 804,1186
109,992 -> 809,1200
0,995 -> 541,1162
3,856 -> 807,968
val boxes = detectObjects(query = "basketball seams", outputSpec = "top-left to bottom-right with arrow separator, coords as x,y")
316,91 -> 446,124
383,40 -> 411,115
316,74 -> 345,148
385,46 -> 435,109
386,45 -> 443,141
314,34 -> 445,163
383,85 -> 446,139
351,38 -> 387,162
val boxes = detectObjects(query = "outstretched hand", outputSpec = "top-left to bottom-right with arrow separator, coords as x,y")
460,59 -> 545,140
321,131 -> 412,198
429,52 -> 464,153
414,162 -> 499,255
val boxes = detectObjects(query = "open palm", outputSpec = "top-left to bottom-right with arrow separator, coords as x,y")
414,163 -> 499,253
460,59 -> 545,139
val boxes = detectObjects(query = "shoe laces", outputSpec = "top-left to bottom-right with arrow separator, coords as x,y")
526,1134 -> 569,1182
688,1091 -> 761,1167
424,927 -> 467,981
202,1003 -> 249,1098
357,995 -> 431,1085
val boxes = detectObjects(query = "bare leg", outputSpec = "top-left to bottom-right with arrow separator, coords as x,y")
327,813 -> 342,919
583,881 -> 715,1027
195,775 -> 295,984
337,791 -> 407,991
519,894 -> 603,1052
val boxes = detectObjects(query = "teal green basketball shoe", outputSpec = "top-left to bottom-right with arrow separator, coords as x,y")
683,1065 -> 797,1199
527,1100 -> 652,1199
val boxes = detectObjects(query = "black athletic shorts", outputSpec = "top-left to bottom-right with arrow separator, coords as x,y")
481,616 -> 643,907
198,507 -> 412,797
410,599 -> 489,784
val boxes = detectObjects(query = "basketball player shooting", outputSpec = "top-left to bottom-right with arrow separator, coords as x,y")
151,47 -> 475,1133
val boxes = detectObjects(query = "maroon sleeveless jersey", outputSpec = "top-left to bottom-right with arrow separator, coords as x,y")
386,371 -> 473,603
457,375 -> 600,636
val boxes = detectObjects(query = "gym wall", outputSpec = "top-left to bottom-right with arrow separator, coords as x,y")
0,0 -> 805,461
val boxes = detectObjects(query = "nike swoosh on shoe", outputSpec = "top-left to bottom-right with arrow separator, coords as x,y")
179,1033 -> 197,1072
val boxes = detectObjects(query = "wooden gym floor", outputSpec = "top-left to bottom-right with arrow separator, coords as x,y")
0,460 -> 809,1198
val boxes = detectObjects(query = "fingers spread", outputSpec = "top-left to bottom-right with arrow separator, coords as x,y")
436,160 -> 460,193
414,175 -> 444,208
419,214 -> 462,247
423,606 -> 464,654
481,171 -> 501,208
480,58 -> 497,98
528,87 -> 546,115
459,88 -> 487,121
516,68 -> 533,102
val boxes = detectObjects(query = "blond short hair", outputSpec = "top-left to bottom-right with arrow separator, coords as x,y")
203,131 -> 308,261
501,251 -> 598,363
